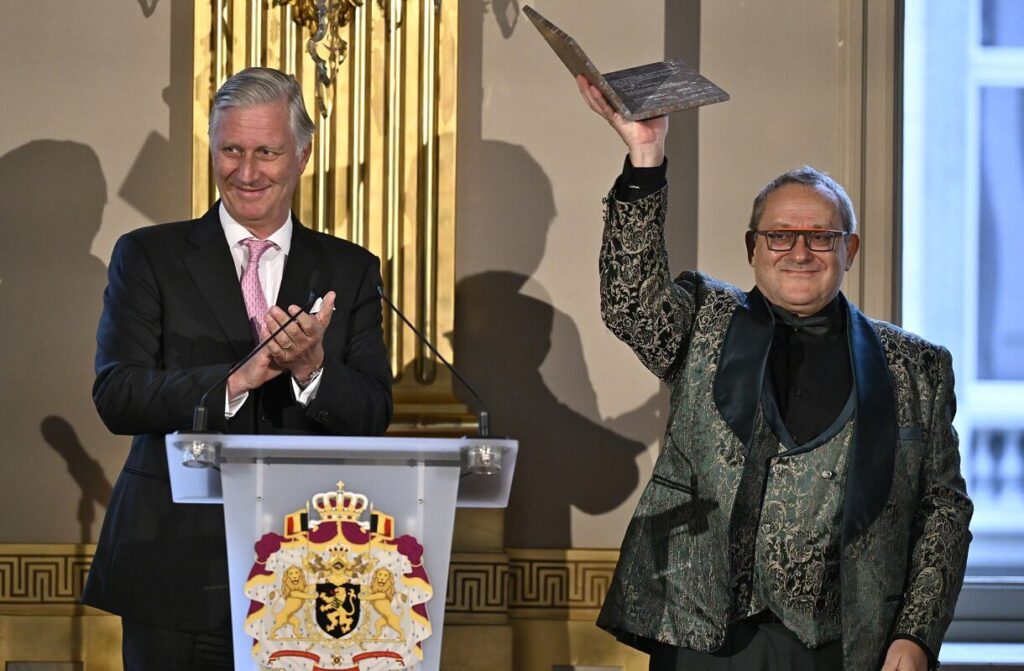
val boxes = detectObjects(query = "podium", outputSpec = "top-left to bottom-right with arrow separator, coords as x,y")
165,433 -> 517,671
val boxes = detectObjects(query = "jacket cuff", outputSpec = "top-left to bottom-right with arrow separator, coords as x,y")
614,154 -> 668,202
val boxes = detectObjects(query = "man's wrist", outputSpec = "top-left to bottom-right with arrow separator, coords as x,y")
226,372 -> 246,398
292,348 -> 326,387
890,634 -> 936,670
294,366 -> 323,388
628,142 -> 665,168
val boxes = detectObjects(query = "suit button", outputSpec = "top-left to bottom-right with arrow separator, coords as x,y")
317,410 -> 330,423
821,469 -> 835,480
772,464 -> 783,475
259,412 -> 269,423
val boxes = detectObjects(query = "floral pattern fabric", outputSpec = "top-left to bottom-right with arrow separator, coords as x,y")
595,186 -> 972,670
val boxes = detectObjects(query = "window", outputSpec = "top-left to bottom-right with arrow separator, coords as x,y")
903,0 -> 1024,583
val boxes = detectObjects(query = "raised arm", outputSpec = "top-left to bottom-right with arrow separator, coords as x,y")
579,76 -> 696,379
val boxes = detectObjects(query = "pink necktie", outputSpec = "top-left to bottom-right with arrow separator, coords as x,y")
240,238 -> 276,343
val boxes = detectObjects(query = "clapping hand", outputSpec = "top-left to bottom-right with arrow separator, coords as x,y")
264,290 -> 337,385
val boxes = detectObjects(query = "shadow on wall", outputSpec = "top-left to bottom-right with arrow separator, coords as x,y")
490,0 -> 521,39
0,140 -> 112,542
42,416 -> 113,544
121,0 -> 194,225
138,0 -> 160,17
455,141 -> 664,547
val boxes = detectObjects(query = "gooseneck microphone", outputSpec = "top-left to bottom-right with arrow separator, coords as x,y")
191,272 -> 322,432
376,285 -> 492,438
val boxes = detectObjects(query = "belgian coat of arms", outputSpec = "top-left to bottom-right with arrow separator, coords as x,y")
245,482 -> 432,670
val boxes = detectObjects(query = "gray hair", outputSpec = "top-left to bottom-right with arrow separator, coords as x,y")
748,166 -> 857,234
208,67 -> 315,153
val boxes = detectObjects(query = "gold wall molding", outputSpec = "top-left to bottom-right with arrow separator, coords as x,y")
191,0 -> 472,434
446,549 -> 620,622
445,552 -> 510,622
0,544 -> 94,607
0,545 -> 628,670
0,545 -> 620,618
507,549 -> 618,620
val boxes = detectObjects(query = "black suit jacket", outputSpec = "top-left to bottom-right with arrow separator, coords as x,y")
82,204 -> 393,630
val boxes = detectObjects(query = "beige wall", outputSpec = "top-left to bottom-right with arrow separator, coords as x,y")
455,0 -> 672,548
698,1 -> 899,317
454,0 -> 894,548
0,0 -> 194,543
698,0 -> 847,288
0,1 -> 892,551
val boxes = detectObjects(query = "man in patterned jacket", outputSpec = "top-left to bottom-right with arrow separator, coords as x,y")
576,76 -> 972,671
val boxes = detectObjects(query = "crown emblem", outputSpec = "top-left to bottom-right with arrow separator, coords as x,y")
245,481 -> 433,663
312,481 -> 368,522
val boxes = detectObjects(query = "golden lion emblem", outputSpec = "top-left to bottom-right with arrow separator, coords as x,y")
271,565 -> 317,637
362,568 -> 406,638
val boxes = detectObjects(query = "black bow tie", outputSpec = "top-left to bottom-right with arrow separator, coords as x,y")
770,305 -> 831,337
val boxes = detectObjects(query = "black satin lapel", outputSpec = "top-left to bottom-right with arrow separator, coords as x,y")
277,219 -> 329,313
184,206 -> 252,358
714,288 -> 775,448
842,296 -> 898,545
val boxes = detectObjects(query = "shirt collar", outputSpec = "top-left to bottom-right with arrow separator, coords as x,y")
768,294 -> 845,337
218,202 -> 293,255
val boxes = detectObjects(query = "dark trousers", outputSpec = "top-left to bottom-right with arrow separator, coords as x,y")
121,618 -> 234,671
649,620 -> 843,671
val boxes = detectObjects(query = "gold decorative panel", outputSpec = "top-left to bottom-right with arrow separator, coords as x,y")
445,549 -> 619,622
0,546 -> 93,606
445,552 -> 510,623
506,549 -> 617,620
191,0 -> 471,433
0,545 -> 630,671
0,546 -> 619,617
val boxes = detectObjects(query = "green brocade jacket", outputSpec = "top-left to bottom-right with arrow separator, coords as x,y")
594,186 -> 973,670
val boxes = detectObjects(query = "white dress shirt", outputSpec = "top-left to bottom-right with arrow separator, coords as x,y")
220,204 -> 322,416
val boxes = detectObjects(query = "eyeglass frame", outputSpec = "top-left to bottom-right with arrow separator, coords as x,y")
752,228 -> 851,252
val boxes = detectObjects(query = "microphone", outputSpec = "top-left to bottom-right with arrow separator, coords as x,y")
191,272 -> 323,432
376,285 -> 492,438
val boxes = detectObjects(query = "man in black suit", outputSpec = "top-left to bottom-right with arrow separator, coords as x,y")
82,67 -> 393,670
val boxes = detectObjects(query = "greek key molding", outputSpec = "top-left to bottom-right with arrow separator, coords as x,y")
0,545 -> 95,605
446,549 -> 620,616
507,557 -> 616,610
446,553 -> 509,614
0,544 -> 621,619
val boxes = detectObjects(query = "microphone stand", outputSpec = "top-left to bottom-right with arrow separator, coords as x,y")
376,286 -> 492,438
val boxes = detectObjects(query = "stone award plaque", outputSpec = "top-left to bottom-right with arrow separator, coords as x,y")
524,5 -> 729,120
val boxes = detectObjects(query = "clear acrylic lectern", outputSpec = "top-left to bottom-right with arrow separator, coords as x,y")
165,433 -> 517,671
